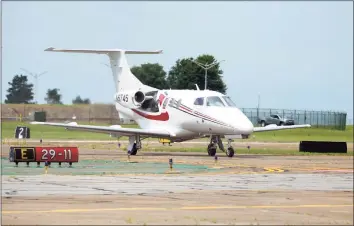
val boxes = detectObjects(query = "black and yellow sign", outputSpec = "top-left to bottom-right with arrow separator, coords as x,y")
13,147 -> 35,161
14,126 -> 30,139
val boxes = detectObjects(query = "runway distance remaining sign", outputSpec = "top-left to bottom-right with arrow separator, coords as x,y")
35,147 -> 79,162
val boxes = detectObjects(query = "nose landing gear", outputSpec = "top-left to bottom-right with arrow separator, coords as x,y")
207,135 -> 235,157
226,146 -> 235,157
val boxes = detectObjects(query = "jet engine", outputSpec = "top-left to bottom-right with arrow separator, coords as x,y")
115,90 -> 146,109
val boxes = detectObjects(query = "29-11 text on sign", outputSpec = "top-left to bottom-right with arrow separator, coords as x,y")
35,147 -> 79,162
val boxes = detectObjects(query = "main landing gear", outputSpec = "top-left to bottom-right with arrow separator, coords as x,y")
127,135 -> 142,155
207,135 -> 235,158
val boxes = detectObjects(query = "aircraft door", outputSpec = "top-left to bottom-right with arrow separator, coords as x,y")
193,97 -> 205,124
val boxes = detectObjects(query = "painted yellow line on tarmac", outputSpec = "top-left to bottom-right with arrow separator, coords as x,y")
2,204 -> 352,214
263,167 -> 285,173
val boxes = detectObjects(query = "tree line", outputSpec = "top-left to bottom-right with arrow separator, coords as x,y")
4,75 -> 91,105
4,54 -> 227,104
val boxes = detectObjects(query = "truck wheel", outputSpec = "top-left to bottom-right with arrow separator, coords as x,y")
279,122 -> 284,126
261,121 -> 266,127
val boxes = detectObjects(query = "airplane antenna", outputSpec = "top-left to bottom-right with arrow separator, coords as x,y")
20,68 -> 48,104
195,84 -> 200,91
191,59 -> 225,90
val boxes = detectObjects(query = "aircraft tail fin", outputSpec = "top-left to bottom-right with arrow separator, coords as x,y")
44,47 -> 162,92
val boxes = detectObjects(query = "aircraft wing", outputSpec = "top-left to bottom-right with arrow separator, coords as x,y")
30,121 -> 172,138
253,124 -> 311,132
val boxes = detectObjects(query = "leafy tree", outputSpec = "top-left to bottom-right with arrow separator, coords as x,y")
72,95 -> 91,104
45,88 -> 62,104
131,63 -> 168,89
5,74 -> 34,104
167,54 -> 227,94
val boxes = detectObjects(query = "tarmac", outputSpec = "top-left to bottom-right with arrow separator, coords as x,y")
1,141 -> 353,225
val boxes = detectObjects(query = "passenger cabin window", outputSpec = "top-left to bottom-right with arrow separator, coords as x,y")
206,96 -> 225,107
194,97 -> 204,106
222,96 -> 237,107
162,98 -> 169,109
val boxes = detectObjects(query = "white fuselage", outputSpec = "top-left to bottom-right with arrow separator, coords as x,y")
36,46 -> 310,154
114,89 -> 254,141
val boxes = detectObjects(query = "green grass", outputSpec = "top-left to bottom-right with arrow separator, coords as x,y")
1,121 -> 137,140
1,121 -> 353,143
246,126 -> 353,142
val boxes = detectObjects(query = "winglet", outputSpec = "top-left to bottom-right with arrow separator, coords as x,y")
44,47 -> 55,51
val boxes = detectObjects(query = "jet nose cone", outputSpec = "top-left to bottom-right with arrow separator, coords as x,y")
239,118 -> 254,134
230,109 -> 254,134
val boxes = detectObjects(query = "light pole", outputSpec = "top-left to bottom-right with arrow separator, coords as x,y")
191,59 -> 225,90
20,68 -> 48,104
257,92 -> 261,119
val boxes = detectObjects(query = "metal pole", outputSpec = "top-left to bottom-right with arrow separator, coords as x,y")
20,68 -> 47,104
190,59 -> 225,91
257,93 -> 260,119
204,68 -> 207,90
35,76 -> 38,104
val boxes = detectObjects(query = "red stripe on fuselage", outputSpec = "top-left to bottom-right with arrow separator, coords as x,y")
158,94 -> 166,105
132,109 -> 169,121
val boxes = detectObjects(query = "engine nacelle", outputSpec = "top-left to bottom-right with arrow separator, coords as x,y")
115,90 -> 145,109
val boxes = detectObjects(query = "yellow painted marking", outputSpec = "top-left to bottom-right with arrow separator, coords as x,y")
158,138 -> 171,143
263,167 -> 285,173
2,204 -> 352,214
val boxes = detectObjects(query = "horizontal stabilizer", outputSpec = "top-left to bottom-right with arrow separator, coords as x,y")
44,47 -> 163,54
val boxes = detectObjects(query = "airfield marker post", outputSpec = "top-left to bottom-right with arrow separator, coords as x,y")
44,161 -> 49,174
169,158 -> 173,171
127,150 -> 131,162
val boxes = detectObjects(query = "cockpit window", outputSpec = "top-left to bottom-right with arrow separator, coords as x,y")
222,96 -> 237,107
194,97 -> 204,106
206,96 -> 225,107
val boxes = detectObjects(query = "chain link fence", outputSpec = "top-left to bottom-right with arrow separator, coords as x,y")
1,104 -> 348,130
241,108 -> 347,130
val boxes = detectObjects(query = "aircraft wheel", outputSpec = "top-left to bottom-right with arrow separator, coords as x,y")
226,147 -> 234,158
207,144 -> 217,156
129,143 -> 138,155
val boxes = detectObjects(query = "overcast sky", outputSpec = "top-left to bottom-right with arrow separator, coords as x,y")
2,1 -> 353,119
